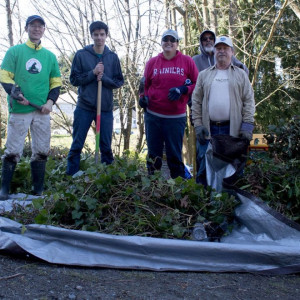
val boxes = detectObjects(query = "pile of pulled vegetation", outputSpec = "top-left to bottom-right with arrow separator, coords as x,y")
2,117 -> 299,241
236,118 -> 300,224
1,151 -> 237,241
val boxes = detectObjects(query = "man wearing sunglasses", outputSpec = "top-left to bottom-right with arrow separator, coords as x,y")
141,29 -> 198,179
192,30 -> 249,75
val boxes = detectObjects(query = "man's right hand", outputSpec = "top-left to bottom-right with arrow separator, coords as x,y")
139,96 -> 148,109
93,62 -> 104,80
195,126 -> 209,145
16,94 -> 30,106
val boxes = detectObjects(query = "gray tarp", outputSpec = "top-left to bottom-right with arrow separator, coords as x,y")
1,188 -> 300,274
1,144 -> 300,274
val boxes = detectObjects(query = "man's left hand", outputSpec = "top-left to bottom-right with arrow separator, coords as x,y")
139,96 -> 149,109
239,122 -> 254,141
168,86 -> 188,101
239,130 -> 253,141
41,100 -> 54,114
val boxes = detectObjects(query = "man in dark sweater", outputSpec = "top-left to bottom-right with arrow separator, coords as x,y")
66,21 -> 124,175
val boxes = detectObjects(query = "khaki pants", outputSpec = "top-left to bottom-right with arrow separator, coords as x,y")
3,111 -> 51,162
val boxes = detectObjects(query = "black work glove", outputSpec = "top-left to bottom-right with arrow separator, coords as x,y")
10,84 -> 23,100
239,122 -> 254,141
195,125 -> 209,145
139,96 -> 149,109
138,77 -> 145,95
168,85 -> 188,101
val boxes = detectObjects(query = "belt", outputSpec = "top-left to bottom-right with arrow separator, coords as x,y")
210,120 -> 230,126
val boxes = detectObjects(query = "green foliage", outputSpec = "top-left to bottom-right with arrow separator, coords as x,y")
2,150 -> 237,240
11,157 -> 32,193
249,2 -> 300,131
188,1 -> 300,131
242,154 -> 299,222
1,143 -> 71,194
264,117 -> 300,160
239,118 -> 300,222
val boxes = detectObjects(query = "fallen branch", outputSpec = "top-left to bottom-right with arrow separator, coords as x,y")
0,273 -> 23,281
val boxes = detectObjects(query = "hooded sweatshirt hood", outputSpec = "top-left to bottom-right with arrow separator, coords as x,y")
199,30 -> 216,56
69,44 -> 124,112
84,44 -> 111,57
192,30 -> 216,72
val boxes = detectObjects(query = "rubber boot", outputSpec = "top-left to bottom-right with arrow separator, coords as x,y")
0,159 -> 16,200
31,160 -> 46,196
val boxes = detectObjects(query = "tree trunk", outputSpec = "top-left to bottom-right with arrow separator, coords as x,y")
164,0 -> 170,28
5,0 -> 13,46
202,0 -> 209,29
123,107 -> 133,151
208,0 -> 218,34
229,0 -> 238,41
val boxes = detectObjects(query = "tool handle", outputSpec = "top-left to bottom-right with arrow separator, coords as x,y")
29,102 -> 43,111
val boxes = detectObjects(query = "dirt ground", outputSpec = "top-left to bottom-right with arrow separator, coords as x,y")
0,253 -> 299,300
1,162 -> 299,299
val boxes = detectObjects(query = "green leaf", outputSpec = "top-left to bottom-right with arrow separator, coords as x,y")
34,209 -> 49,224
21,225 -> 27,235
119,172 -> 126,180
141,176 -> 151,188
72,210 -> 83,220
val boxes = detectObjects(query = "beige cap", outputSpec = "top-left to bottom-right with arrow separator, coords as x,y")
214,36 -> 233,47
162,29 -> 179,41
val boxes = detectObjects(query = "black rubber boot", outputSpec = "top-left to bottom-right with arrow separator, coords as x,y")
0,159 -> 16,200
31,160 -> 46,196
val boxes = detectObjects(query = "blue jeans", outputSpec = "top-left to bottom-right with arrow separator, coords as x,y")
145,112 -> 186,179
196,124 -> 230,185
67,106 -> 114,175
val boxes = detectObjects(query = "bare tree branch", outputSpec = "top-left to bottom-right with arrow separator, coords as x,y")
251,0 -> 289,86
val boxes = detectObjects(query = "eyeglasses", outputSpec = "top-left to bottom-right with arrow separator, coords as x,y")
162,36 -> 177,43
29,25 -> 45,29
202,36 -> 214,42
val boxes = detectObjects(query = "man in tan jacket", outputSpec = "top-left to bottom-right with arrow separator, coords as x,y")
191,36 -> 255,185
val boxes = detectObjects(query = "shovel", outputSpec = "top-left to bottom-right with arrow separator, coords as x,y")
95,80 -> 102,163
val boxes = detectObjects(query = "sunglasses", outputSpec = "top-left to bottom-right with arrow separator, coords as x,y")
202,36 -> 214,42
162,36 -> 177,43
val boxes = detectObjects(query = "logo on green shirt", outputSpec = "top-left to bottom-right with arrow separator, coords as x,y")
26,58 -> 42,74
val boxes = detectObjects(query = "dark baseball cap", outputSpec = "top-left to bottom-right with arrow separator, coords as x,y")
26,15 -> 45,27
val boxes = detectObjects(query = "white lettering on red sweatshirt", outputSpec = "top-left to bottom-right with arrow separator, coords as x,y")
144,51 -> 198,117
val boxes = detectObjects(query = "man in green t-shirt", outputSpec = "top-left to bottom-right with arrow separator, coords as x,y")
0,15 -> 62,200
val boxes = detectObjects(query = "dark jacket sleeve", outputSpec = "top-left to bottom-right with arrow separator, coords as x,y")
70,51 -> 96,87
47,86 -> 61,103
101,54 -> 124,90
1,82 -> 13,95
